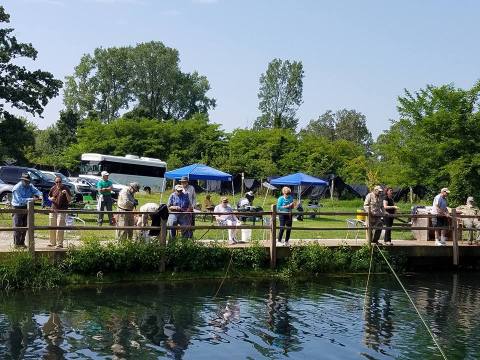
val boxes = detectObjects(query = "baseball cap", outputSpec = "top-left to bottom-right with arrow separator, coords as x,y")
180,176 -> 189,182
467,196 -> 474,203
221,196 -> 228,202
101,171 -> 109,176
374,185 -> 383,192
175,184 -> 183,191
441,187 -> 450,194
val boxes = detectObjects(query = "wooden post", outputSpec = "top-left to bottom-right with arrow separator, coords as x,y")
270,204 -> 277,269
27,200 -> 35,253
159,218 -> 167,272
452,208 -> 459,266
366,206 -> 372,245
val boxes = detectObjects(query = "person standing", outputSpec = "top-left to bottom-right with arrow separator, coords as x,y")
456,196 -> 480,245
364,185 -> 385,244
47,175 -> 72,248
167,185 -> 191,240
97,171 -> 114,226
11,173 -> 42,248
214,197 -> 241,245
116,182 -> 140,241
277,186 -> 295,245
180,176 -> 196,238
382,187 -> 398,245
432,187 -> 450,246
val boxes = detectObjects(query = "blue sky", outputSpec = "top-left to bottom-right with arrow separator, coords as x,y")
3,0 -> 480,138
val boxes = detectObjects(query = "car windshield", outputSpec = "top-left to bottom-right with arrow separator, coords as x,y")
27,170 -> 43,181
55,173 -> 70,183
42,172 -> 56,181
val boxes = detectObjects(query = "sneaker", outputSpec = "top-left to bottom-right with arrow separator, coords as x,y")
55,245 -> 63,249
384,242 -> 393,246
435,240 -> 446,246
14,244 -> 27,249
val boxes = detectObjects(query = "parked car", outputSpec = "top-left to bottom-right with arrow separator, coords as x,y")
69,177 -> 98,199
40,171 -> 76,195
79,174 -> 128,199
0,179 -> 14,204
0,166 -> 55,194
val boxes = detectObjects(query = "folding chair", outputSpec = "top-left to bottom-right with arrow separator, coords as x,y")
345,219 -> 366,244
64,214 -> 86,246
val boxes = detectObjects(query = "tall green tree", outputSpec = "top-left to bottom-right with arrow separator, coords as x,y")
64,41 -> 216,122
0,6 -> 62,163
303,109 -> 372,151
376,82 -> 480,202
253,58 -> 304,130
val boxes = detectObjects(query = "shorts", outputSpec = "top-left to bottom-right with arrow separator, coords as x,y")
432,216 -> 447,228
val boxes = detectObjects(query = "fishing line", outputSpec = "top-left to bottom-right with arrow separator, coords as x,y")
374,243 -> 448,360
213,250 -> 235,299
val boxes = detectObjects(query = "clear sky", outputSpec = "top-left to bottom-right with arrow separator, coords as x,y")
3,0 -> 480,138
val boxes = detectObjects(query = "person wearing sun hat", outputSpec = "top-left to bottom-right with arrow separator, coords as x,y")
180,176 -> 196,238
167,184 -> 191,240
363,185 -> 385,244
116,182 -> 140,241
11,173 -> 43,248
432,187 -> 450,246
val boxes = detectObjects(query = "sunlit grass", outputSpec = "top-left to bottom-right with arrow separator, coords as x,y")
0,192 -> 420,243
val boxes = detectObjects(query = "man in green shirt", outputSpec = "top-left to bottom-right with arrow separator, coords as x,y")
97,171 -> 114,225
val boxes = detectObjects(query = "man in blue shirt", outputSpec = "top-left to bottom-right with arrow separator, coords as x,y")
11,173 -> 42,248
167,184 -> 191,239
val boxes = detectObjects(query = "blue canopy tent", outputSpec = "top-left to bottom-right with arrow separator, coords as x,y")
165,163 -> 232,182
270,172 -> 328,202
164,163 -> 235,201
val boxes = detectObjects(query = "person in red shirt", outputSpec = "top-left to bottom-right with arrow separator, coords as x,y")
48,175 -> 72,248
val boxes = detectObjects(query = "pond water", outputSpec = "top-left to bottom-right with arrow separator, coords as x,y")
0,273 -> 479,359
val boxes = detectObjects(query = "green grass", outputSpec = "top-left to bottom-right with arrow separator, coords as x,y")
0,192 -> 419,243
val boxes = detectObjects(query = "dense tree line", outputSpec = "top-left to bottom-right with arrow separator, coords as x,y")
3,5 -> 480,202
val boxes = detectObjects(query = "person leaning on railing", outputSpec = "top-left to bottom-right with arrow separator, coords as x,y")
382,187 -> 398,246
47,175 -> 72,249
11,173 -> 42,249
363,185 -> 385,244
116,182 -> 140,241
167,184 -> 191,240
432,187 -> 450,246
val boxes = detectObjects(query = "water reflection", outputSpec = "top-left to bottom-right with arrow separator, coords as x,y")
363,287 -> 394,354
1,275 -> 480,359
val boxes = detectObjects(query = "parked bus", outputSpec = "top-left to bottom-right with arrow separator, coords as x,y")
80,153 -> 167,192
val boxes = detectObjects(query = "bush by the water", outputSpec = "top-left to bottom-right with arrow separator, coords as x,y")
0,252 -> 64,290
0,241 -> 403,290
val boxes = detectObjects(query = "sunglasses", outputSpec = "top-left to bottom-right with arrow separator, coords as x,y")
55,180 -> 62,183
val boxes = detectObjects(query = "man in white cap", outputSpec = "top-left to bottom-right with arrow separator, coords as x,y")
364,185 -> 385,244
97,171 -> 114,225
167,184 -> 191,239
456,196 -> 480,245
116,182 -> 140,241
432,187 -> 450,246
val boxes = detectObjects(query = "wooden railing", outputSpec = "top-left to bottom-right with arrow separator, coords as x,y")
1,201 -> 477,268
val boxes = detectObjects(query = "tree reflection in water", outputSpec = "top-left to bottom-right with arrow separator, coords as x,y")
1,275 -> 480,359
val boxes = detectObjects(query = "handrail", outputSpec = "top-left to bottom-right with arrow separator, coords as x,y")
0,201 -> 470,268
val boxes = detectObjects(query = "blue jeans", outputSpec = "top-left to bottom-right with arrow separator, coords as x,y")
167,213 -> 191,239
